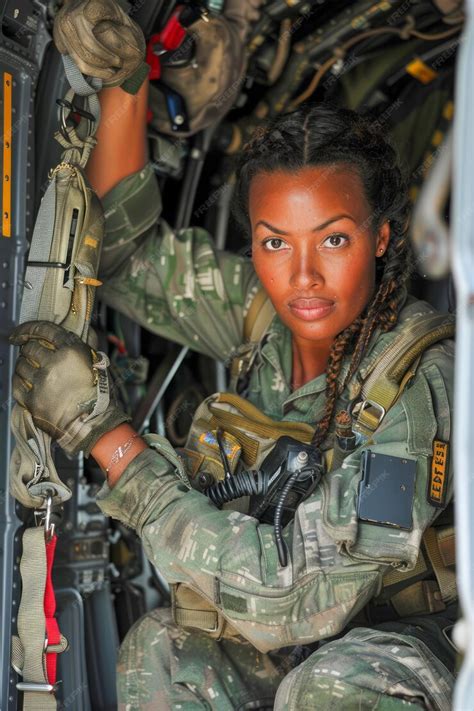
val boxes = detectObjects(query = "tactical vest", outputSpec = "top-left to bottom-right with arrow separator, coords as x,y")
172,291 -> 456,641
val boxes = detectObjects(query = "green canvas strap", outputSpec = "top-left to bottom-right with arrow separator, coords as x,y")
352,313 -> 455,437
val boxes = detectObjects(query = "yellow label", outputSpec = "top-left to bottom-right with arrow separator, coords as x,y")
84,236 -> 98,248
2,73 -> 12,237
406,58 -> 438,84
428,440 -> 448,507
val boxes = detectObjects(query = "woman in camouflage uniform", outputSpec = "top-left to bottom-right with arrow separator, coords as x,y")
12,76 -> 456,710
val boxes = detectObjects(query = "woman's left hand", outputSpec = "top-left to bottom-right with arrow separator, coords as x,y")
10,320 -> 129,455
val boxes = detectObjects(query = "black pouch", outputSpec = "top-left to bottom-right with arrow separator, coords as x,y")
357,450 -> 417,530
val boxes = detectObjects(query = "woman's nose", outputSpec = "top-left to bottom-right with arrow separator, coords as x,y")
289,250 -> 324,289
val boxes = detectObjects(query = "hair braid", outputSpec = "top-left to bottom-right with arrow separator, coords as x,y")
232,103 -> 413,447
311,316 -> 363,447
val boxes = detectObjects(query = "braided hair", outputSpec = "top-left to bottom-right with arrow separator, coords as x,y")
231,104 -> 414,447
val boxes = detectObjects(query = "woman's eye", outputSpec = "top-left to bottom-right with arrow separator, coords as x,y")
324,233 -> 349,248
263,237 -> 285,251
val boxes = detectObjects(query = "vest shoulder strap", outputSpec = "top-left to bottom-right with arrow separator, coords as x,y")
229,288 -> 275,393
352,312 -> 455,437
243,287 -> 276,343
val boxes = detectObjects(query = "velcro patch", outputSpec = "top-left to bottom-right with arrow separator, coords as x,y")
220,592 -> 248,614
427,440 -> 449,508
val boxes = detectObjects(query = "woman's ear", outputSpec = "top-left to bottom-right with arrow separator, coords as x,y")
375,221 -> 390,257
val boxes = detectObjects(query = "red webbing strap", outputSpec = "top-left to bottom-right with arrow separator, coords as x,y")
44,535 -> 60,685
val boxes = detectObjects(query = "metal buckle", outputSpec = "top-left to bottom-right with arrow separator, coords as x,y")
44,633 -> 69,655
357,399 -> 386,426
34,492 -> 56,542
16,682 -> 56,693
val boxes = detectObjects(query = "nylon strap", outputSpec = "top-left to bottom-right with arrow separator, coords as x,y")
62,55 -> 102,118
379,525 -> 457,617
44,536 -> 61,686
423,526 -> 457,604
390,580 -> 445,617
14,528 -> 57,710
20,177 -> 60,324
209,393 -> 314,448
174,607 -> 219,631
243,287 -> 275,343
353,314 -> 455,436
229,288 -> 275,392
172,584 -> 242,641
9,408 -> 70,509
201,393 -> 314,467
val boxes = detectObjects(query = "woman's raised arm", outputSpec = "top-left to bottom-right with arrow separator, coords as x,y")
86,78 -> 149,198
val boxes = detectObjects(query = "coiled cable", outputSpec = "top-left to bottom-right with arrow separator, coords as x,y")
205,468 -> 269,507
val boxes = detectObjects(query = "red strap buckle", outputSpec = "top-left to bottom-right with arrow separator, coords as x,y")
146,7 -> 187,80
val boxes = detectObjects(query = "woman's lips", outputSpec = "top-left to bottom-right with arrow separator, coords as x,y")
288,298 -> 335,321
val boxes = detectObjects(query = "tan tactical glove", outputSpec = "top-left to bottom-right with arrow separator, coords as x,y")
150,0 -> 264,136
53,0 -> 147,91
10,321 -> 129,456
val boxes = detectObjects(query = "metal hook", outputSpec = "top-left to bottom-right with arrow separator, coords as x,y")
56,97 -> 96,141
34,491 -> 56,542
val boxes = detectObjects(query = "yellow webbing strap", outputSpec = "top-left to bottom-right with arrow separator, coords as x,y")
208,394 -> 314,466
354,314 -> 455,437
211,393 -> 314,440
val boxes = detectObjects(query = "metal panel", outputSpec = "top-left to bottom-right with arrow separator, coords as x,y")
0,3 -> 44,707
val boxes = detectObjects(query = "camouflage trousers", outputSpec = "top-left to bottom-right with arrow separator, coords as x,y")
117,607 -> 457,710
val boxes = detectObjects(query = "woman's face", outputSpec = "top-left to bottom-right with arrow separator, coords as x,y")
249,165 -> 390,348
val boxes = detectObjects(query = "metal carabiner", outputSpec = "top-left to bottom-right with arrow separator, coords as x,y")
56,97 -> 96,141
43,493 -> 55,542
34,492 -> 56,542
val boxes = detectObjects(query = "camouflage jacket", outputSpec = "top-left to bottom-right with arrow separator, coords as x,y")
96,165 -> 454,653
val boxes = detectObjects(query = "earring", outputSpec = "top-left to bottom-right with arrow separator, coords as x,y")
378,248 -> 384,256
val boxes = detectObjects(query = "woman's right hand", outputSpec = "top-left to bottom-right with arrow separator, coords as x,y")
10,321 -> 129,456
53,0 -> 146,88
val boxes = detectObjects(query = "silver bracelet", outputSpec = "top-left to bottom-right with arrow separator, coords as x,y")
105,433 -> 140,476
